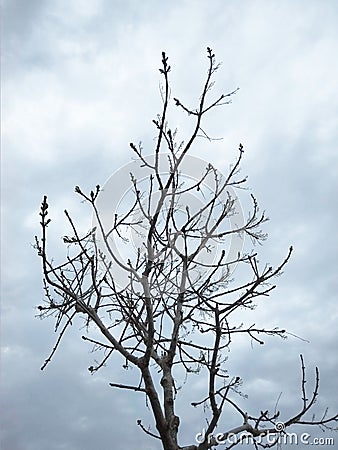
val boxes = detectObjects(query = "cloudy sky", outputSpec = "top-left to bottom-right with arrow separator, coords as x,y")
1,1 -> 338,449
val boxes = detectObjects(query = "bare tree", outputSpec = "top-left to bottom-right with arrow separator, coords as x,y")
35,48 -> 337,450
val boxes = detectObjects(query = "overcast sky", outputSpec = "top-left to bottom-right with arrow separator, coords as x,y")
1,1 -> 338,449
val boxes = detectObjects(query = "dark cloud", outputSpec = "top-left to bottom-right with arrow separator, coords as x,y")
2,0 -> 46,40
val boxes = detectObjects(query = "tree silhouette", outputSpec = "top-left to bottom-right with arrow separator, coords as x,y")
35,48 -> 337,450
